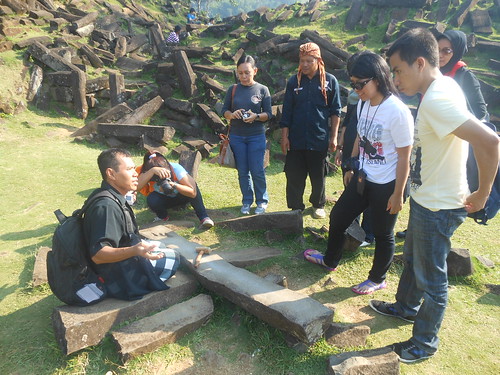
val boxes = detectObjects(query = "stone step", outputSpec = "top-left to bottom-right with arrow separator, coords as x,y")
111,294 -> 214,362
140,225 -> 333,344
51,270 -> 198,355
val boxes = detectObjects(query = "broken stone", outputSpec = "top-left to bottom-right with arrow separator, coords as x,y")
328,346 -> 399,375
32,246 -> 50,286
97,123 -> 175,143
111,294 -> 214,362
221,246 -> 282,268
218,210 -> 303,234
324,323 -> 371,348
264,273 -> 288,288
72,102 -> 132,136
476,255 -> 494,268
51,270 -> 198,355
173,50 -> 197,98
140,226 -> 334,344
447,248 -> 474,277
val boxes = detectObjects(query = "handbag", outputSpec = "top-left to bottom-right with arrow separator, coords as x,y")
217,84 -> 237,168
218,133 -> 236,168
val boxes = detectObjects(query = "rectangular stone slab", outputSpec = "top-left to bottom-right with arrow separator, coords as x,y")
217,210 -> 303,234
139,226 -> 333,344
111,294 -> 214,362
221,246 -> 282,268
51,270 -> 198,355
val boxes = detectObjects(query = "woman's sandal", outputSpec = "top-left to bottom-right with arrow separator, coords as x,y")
352,279 -> 387,295
303,249 -> 337,272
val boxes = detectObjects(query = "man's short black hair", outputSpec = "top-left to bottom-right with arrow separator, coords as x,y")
97,148 -> 131,180
387,28 -> 439,68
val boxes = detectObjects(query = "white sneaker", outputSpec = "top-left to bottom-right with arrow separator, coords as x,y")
200,217 -> 214,229
312,208 -> 326,219
241,204 -> 251,215
254,203 -> 268,215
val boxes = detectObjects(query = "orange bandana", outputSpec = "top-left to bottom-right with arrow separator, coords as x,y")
297,42 -> 327,104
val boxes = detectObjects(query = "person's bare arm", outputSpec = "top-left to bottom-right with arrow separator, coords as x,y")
329,115 -> 340,152
452,119 -> 500,213
92,242 -> 164,264
281,127 -> 290,154
387,145 -> 412,214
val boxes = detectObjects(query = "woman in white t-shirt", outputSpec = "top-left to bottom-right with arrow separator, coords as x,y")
304,51 -> 414,294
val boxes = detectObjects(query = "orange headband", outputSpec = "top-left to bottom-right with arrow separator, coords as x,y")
297,42 -> 327,104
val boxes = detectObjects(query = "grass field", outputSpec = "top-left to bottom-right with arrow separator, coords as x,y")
0,106 -> 499,374
0,0 -> 499,373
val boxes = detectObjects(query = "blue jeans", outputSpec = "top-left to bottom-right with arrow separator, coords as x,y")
230,133 -> 268,205
394,198 -> 466,354
147,185 -> 209,221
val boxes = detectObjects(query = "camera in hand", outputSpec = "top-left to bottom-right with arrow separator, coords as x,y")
242,111 -> 251,119
151,175 -> 174,193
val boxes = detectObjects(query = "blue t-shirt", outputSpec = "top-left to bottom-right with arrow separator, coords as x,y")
153,162 -> 187,197
221,82 -> 273,137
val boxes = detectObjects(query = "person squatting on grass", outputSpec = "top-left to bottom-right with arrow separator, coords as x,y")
222,55 -> 272,215
303,51 -> 414,296
279,42 -> 342,220
369,28 -> 499,364
83,148 -> 180,300
136,151 -> 214,229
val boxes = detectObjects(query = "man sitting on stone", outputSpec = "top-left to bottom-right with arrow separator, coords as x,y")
83,148 -> 180,301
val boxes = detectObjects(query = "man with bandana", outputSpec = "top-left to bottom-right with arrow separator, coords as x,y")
280,42 -> 342,218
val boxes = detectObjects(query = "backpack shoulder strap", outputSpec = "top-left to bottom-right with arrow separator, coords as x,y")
81,190 -> 136,234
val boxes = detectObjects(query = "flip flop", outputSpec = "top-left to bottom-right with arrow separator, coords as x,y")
352,279 -> 387,295
303,249 -> 336,272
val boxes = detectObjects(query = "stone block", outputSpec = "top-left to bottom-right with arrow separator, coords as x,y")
217,210 -> 303,234
328,346 -> 399,375
111,294 -> 214,362
324,323 -> 370,348
51,270 -> 198,355
139,226 -> 334,344
32,246 -> 50,286
447,248 -> 474,277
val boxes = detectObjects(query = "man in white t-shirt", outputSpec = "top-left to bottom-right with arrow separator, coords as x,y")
368,28 -> 499,363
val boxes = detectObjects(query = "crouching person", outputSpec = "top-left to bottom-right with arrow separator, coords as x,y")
84,148 -> 180,300
137,151 -> 215,229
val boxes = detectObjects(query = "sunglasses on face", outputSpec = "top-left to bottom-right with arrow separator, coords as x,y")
350,77 -> 374,91
439,47 -> 453,55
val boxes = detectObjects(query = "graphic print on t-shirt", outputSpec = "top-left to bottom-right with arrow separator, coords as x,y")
251,94 -> 263,104
360,123 -> 386,165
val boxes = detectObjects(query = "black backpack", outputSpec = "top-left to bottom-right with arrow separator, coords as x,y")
47,191 -> 124,306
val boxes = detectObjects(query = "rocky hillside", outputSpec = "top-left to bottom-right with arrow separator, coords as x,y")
0,0 -> 498,153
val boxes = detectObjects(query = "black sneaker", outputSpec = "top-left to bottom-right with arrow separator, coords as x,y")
369,300 -> 415,323
396,229 -> 407,238
392,340 -> 434,363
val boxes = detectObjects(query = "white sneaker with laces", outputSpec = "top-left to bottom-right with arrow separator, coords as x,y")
255,203 -> 268,215
312,208 -> 326,219
241,204 -> 251,215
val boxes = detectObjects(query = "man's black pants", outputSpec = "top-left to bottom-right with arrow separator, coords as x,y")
284,149 -> 327,211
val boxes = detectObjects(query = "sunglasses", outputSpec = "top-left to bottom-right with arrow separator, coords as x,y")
350,77 -> 374,91
439,47 -> 453,55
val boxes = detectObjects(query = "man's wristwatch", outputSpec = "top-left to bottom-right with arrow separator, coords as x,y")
256,113 -> 260,121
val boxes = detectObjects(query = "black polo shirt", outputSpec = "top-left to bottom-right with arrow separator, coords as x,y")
279,71 -> 341,152
83,182 -> 168,300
